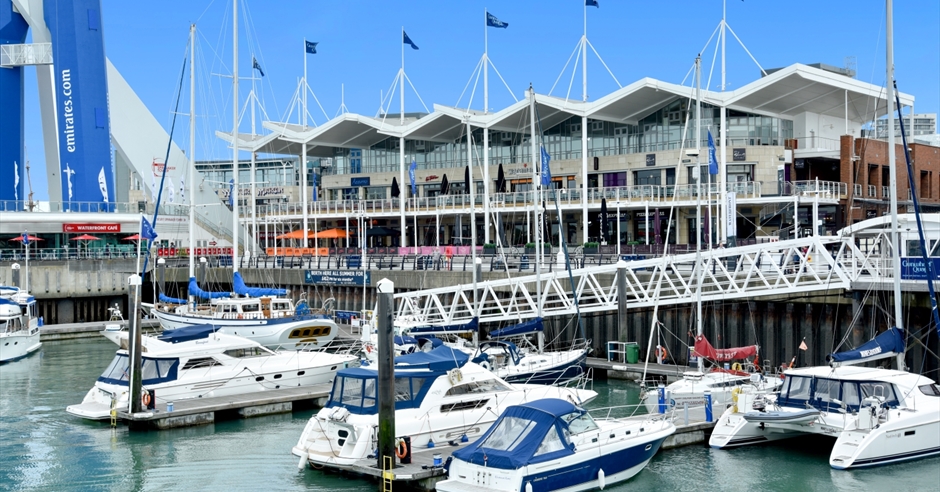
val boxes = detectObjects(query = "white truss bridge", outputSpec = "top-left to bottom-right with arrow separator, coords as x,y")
393,235 -> 894,328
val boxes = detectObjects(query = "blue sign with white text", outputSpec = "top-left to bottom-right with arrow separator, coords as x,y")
350,177 -> 371,187
900,257 -> 940,280
305,270 -> 370,286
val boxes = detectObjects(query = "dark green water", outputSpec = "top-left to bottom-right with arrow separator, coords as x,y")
1,338 -> 937,492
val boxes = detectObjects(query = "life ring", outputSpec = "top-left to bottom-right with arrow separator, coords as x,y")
656,346 -> 668,361
731,362 -> 743,372
237,314 -> 243,319
364,343 -> 374,354
141,391 -> 151,407
479,360 -> 491,371
396,439 -> 409,459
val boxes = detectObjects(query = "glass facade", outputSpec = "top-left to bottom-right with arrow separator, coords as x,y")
321,103 -> 792,178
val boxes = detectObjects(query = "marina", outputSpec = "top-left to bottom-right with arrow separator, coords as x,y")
2,0 -> 940,490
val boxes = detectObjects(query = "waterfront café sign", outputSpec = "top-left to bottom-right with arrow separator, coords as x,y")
63,223 -> 121,233
219,186 -> 285,199
304,270 -> 370,286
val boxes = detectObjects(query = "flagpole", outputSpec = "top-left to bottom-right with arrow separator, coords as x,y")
231,0 -> 240,273
580,1 -> 589,244
24,231 -> 29,293
303,38 -> 308,129
399,27 -> 407,249
719,0 -> 728,245
188,24 -> 197,299
482,9 -> 491,244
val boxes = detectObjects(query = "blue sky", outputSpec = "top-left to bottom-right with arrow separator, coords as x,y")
21,0 -> 940,200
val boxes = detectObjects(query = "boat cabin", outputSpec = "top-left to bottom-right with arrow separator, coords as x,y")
778,370 -> 901,413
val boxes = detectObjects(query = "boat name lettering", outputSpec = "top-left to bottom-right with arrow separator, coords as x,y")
859,347 -> 882,357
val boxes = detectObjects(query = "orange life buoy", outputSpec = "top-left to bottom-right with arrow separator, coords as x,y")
396,439 -> 409,459
142,391 -> 151,407
237,314 -> 243,319
364,343 -> 374,354
657,346 -> 668,361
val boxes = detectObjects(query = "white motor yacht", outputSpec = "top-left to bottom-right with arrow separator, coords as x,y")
291,346 -> 597,469
66,330 -> 357,420
437,399 -> 675,492
0,286 -> 41,364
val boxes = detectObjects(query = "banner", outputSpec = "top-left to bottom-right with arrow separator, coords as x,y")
304,270 -> 370,286
725,192 -> 737,237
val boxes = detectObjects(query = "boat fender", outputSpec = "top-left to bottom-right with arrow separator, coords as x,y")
598,468 -> 606,490
479,360 -> 491,372
297,452 -> 309,470
525,482 -> 533,492
141,391 -> 151,408
731,387 -> 741,413
731,362 -> 743,372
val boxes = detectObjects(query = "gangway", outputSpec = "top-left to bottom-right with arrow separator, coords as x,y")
393,236 -> 889,327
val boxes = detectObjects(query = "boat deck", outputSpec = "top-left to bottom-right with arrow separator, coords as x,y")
116,382 -> 333,429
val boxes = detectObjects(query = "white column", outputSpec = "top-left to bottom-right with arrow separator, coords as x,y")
581,117 -> 588,244
720,106 -> 727,243
301,143 -> 308,246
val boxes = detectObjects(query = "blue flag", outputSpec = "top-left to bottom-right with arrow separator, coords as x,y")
486,12 -> 508,28
228,179 -> 235,207
305,40 -> 318,54
707,130 -> 719,175
540,146 -> 552,186
409,159 -> 417,195
141,217 -> 158,241
21,232 -> 29,246
252,57 -> 265,77
403,31 -> 419,50
586,0 -> 599,7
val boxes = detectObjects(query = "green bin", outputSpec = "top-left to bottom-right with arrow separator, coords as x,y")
626,344 -> 640,364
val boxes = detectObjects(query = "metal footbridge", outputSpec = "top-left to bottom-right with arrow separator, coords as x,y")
393,235 -> 892,327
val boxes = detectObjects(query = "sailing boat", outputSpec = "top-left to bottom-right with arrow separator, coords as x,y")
710,1 -> 940,468
146,17 -> 338,351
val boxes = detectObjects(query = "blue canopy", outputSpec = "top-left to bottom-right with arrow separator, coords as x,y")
409,317 -> 478,335
394,334 -> 419,346
158,293 -> 186,304
157,323 -> 218,343
326,366 -> 438,414
452,399 -> 580,469
233,271 -> 287,297
0,297 -> 16,306
188,277 -> 230,300
416,336 -> 443,349
478,340 -> 522,365
828,327 -> 905,365
489,318 -> 543,338
395,345 -> 469,371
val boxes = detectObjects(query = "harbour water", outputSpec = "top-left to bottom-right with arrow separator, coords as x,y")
1,337 -> 937,492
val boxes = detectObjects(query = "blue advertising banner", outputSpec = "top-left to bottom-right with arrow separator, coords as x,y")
900,257 -> 940,280
305,270 -> 370,286
350,177 -> 371,187
44,0 -> 115,211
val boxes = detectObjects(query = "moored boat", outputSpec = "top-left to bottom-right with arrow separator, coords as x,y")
0,286 -> 41,364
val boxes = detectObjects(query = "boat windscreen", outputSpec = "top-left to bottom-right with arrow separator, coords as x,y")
478,416 -> 538,452
562,411 -> 598,435
97,354 -> 178,386
327,369 -> 434,414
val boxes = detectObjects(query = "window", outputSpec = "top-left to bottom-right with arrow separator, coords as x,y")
918,384 -> 940,397
782,376 -> 812,401
242,303 -> 260,312
223,347 -> 270,358
444,379 -> 513,397
440,399 -> 490,412
563,412 -> 599,435
479,417 -> 537,451
535,428 -> 566,456
182,357 -> 219,370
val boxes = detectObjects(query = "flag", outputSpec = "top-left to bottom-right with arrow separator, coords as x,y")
305,40 -> 318,54
228,179 -> 235,207
540,146 -> 552,186
98,166 -> 110,203
166,177 -> 176,204
391,176 -> 401,198
252,57 -> 265,77
403,30 -> 419,50
486,12 -> 508,28
707,130 -> 719,175
180,176 -> 185,203
799,340 -> 808,351
21,232 -> 29,246
409,159 -> 417,195
586,0 -> 599,7
312,171 -> 318,202
141,217 -> 158,241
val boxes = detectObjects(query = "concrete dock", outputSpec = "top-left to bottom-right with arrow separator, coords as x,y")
117,382 -> 333,430
586,357 -> 692,382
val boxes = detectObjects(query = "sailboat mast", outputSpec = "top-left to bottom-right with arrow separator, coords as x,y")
886,0 -> 904,369
231,0 -> 239,274
188,24 -> 196,291
529,86 -> 543,353
694,55 -> 704,373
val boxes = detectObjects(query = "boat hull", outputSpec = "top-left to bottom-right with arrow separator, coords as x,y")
500,353 -> 586,386
829,407 -> 940,469
0,331 -> 41,363
151,308 -> 337,349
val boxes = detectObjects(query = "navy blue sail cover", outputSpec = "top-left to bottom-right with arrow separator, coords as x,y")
408,317 -> 478,335
828,327 -> 905,364
452,399 -> 580,469
188,277 -> 230,300
233,272 -> 287,297
158,293 -> 186,304
395,345 -> 469,371
489,318 -> 543,338
157,323 -> 218,343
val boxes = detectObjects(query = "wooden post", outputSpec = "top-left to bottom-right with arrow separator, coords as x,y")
376,278 -> 396,470
128,274 -> 143,414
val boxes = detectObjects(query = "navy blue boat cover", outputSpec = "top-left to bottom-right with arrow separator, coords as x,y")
828,327 -> 905,364
233,272 -> 287,297
408,317 -> 478,335
394,335 -> 419,346
452,399 -> 580,469
394,345 -> 469,371
158,293 -> 186,304
157,323 -> 218,343
188,277 -> 230,300
489,318 -> 543,338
